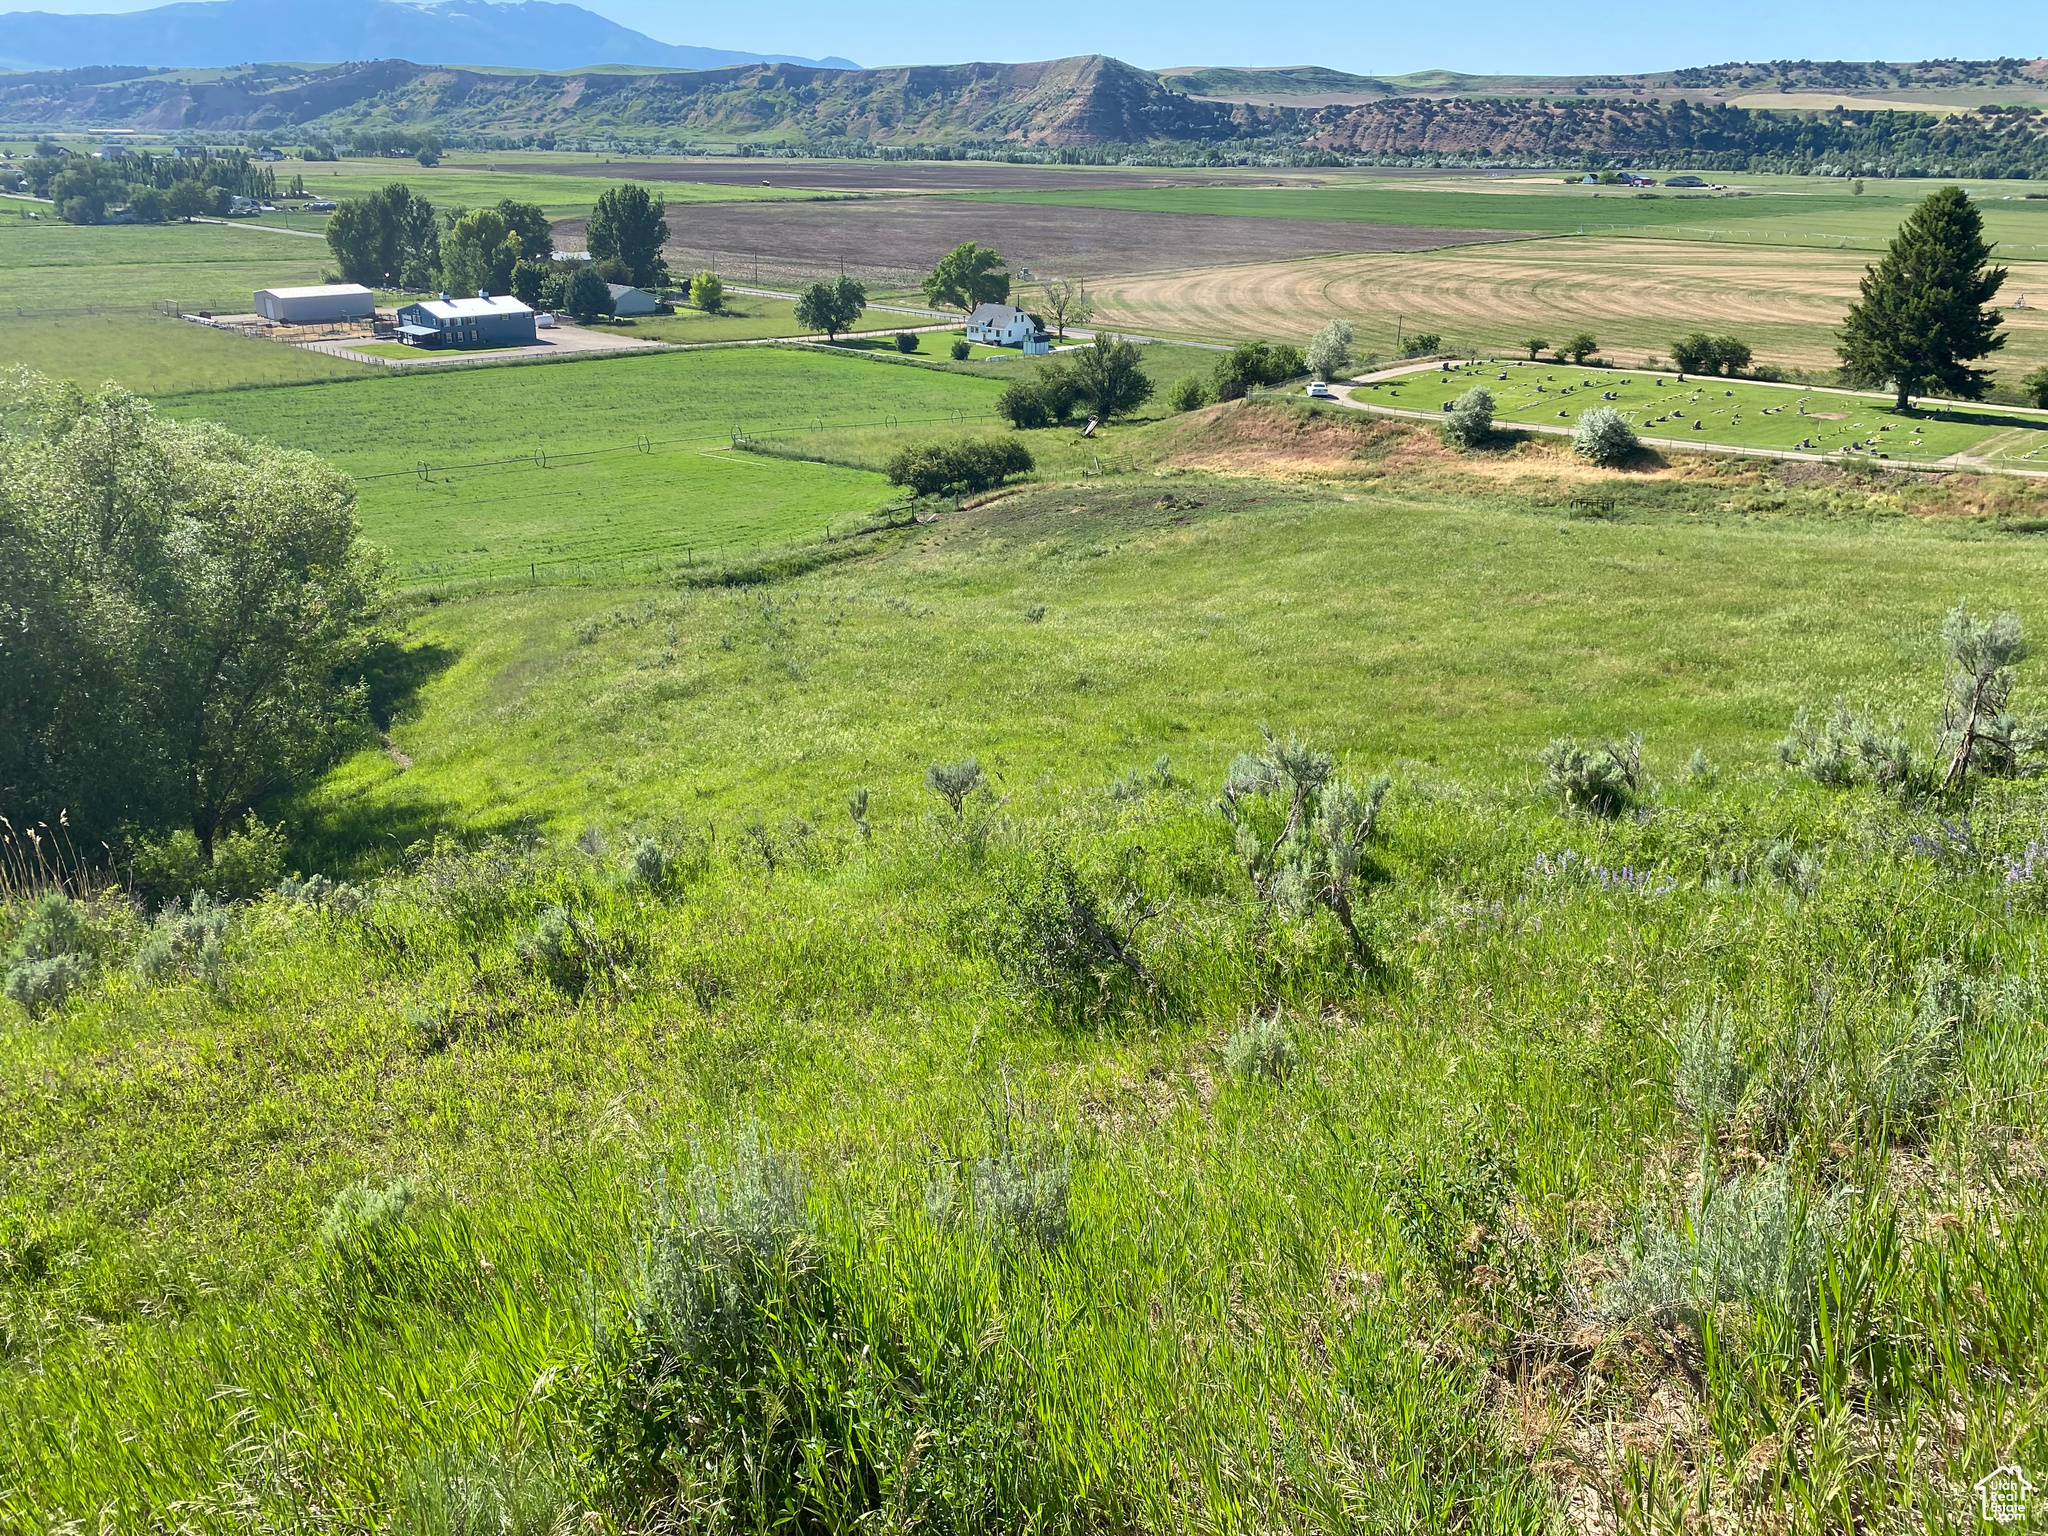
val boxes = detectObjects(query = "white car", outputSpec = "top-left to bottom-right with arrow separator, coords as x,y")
1306,381 -> 1336,399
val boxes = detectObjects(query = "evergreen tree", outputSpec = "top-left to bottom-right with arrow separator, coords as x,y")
1838,187 -> 2006,410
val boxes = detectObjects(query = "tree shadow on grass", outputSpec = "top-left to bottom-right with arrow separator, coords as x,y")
357,636 -> 459,730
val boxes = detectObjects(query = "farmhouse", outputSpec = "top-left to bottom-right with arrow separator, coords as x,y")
606,283 -> 661,316
253,283 -> 376,324
965,303 -> 1052,354
395,292 -> 538,348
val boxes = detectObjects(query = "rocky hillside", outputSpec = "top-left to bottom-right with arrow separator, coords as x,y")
0,55 -> 1247,146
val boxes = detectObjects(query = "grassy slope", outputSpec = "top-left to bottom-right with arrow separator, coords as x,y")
163,347 -> 1014,583
7,441 -> 2048,1529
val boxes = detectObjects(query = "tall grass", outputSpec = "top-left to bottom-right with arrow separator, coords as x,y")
3,757 -> 2045,1531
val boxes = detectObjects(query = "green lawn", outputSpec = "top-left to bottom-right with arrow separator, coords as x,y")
579,296 -> 905,343
163,346 -> 1012,583
1364,359 -> 2048,465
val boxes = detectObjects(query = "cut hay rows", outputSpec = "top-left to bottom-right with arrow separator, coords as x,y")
1092,238 -> 2048,376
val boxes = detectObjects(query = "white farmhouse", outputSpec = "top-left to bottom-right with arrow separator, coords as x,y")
964,303 -> 1051,354
254,284 -> 377,324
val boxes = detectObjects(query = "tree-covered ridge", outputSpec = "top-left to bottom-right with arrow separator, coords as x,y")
1,56 -> 2046,174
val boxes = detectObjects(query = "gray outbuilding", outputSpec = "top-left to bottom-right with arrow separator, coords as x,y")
254,284 -> 377,324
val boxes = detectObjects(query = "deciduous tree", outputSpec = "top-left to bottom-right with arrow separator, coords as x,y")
1069,334 -> 1155,420
1037,276 -> 1093,338
795,277 -> 867,340
922,243 -> 1010,313
0,371 -> 384,855
587,184 -> 669,289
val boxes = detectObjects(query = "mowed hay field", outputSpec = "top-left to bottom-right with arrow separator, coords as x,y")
1086,237 -> 2048,377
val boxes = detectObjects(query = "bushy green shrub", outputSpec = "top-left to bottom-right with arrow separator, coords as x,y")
1165,375 -> 1209,413
996,365 -> 1079,429
986,855 -> 1154,1024
1572,406 -> 1639,466
1438,385 -> 1494,448
1223,1014 -> 1298,1085
884,439 -> 1034,497
1401,331 -> 1443,358
893,331 -> 920,353
129,816 -> 287,905
950,338 -> 971,361
1211,341 -> 1307,401
1220,732 -> 1390,963
1538,733 -> 1644,816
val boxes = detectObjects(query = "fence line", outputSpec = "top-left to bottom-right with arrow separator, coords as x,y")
359,409 -> 996,483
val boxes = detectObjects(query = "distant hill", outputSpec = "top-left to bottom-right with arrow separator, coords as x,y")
0,54 -> 1240,145
3,52 -> 2045,178
0,0 -> 859,73
1164,58 -> 2048,108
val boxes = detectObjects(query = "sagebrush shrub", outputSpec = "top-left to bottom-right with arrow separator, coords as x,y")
1220,731 -> 1390,962
970,1139 -> 1072,1251
925,757 -> 985,818
1572,406 -> 1638,466
1538,733 -> 1644,816
1438,386 -> 1494,448
1937,602 -> 2036,792
1223,1014 -> 1298,1085
1777,698 -> 1914,791
3,953 -> 88,1014
516,904 -> 597,996
1605,1163 -> 1839,1327
620,838 -> 670,891
1671,1004 -> 1748,1130
134,892 -> 230,984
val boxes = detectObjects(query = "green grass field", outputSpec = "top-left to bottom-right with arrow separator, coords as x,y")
0,214 -> 331,312
0,312 -> 374,393
163,347 -> 1014,583
9,432 -> 2048,1531
1365,360 -> 2048,466
967,181 -> 2048,252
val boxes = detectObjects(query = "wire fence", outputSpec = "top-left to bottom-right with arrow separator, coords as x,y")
361,408 -> 1000,484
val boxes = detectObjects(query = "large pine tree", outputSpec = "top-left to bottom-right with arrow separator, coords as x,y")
1838,186 -> 2007,410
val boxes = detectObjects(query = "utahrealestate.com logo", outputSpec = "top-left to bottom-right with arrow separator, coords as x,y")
1976,1465 -> 2037,1526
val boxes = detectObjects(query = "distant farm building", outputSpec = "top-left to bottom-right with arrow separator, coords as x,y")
965,303 -> 1052,354
607,283 -> 660,316
254,284 -> 376,324
396,293 -> 538,348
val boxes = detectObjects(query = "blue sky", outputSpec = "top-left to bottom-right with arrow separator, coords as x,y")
12,0 -> 2046,75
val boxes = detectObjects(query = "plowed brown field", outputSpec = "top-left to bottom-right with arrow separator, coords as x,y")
1087,238 -> 2048,375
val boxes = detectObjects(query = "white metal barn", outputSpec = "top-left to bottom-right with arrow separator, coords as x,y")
254,284 -> 376,324
606,284 -> 661,316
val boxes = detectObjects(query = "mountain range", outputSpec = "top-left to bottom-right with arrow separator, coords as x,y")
0,0 -> 858,73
